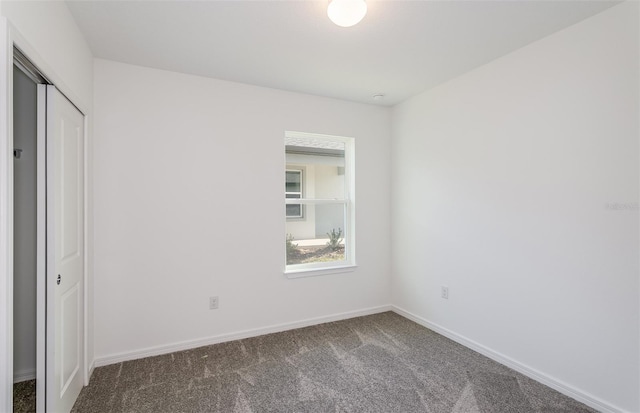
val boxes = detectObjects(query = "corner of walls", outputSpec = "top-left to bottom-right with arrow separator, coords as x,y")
390,2 -> 639,412
391,306 -> 632,413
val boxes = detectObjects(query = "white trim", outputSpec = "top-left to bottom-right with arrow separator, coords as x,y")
391,306 -> 630,413
285,264 -> 357,278
83,106 -> 90,387
285,168 -> 303,218
88,360 -> 95,379
13,369 -> 36,384
0,19 -> 13,413
285,130 -> 353,145
285,198 -> 347,205
94,305 -> 391,367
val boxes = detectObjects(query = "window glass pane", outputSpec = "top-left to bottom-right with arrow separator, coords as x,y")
286,204 -> 302,217
286,193 -> 302,218
285,203 -> 346,265
285,171 -> 301,192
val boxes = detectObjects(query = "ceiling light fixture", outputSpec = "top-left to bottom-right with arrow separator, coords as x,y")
327,0 -> 367,28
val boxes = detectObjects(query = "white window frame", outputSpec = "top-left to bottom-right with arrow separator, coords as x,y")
284,131 -> 356,278
285,168 -> 303,219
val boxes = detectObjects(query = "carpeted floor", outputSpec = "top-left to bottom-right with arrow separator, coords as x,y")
13,379 -> 36,413
72,312 -> 597,413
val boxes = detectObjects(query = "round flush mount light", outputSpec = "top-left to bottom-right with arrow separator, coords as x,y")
328,0 -> 367,28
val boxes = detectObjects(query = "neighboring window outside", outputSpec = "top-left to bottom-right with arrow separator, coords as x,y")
285,169 -> 303,218
285,131 -> 355,276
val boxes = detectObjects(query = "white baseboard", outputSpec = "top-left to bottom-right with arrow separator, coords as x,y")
94,304 -> 626,413
391,306 -> 628,413
87,359 -> 95,384
94,305 -> 392,368
13,368 -> 35,383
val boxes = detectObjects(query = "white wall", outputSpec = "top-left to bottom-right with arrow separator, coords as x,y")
0,1 -> 94,409
1,1 -> 92,110
391,2 -> 639,412
93,59 -> 392,360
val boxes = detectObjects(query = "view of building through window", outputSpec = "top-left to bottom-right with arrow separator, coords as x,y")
285,169 -> 303,218
285,132 -> 354,272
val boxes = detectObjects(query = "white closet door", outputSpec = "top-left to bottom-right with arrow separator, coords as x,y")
44,85 -> 84,413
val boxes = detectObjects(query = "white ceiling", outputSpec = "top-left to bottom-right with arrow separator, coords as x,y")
66,0 -> 618,106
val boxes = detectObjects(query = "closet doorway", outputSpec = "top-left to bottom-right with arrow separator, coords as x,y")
13,48 -> 86,413
13,53 -> 39,412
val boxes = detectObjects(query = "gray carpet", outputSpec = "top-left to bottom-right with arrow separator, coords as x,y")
13,379 -> 36,413
72,312 -> 597,413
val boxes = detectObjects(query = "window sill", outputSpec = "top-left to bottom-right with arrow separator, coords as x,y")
284,265 -> 357,279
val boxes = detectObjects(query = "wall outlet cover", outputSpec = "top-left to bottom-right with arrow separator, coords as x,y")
441,286 -> 449,299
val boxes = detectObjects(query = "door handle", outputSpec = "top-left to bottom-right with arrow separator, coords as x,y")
56,274 -> 61,285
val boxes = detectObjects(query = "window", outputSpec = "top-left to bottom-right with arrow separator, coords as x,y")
284,131 -> 355,276
285,169 -> 303,218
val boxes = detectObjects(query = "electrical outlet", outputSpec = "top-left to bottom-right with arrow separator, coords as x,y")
209,296 -> 219,310
441,286 -> 449,299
